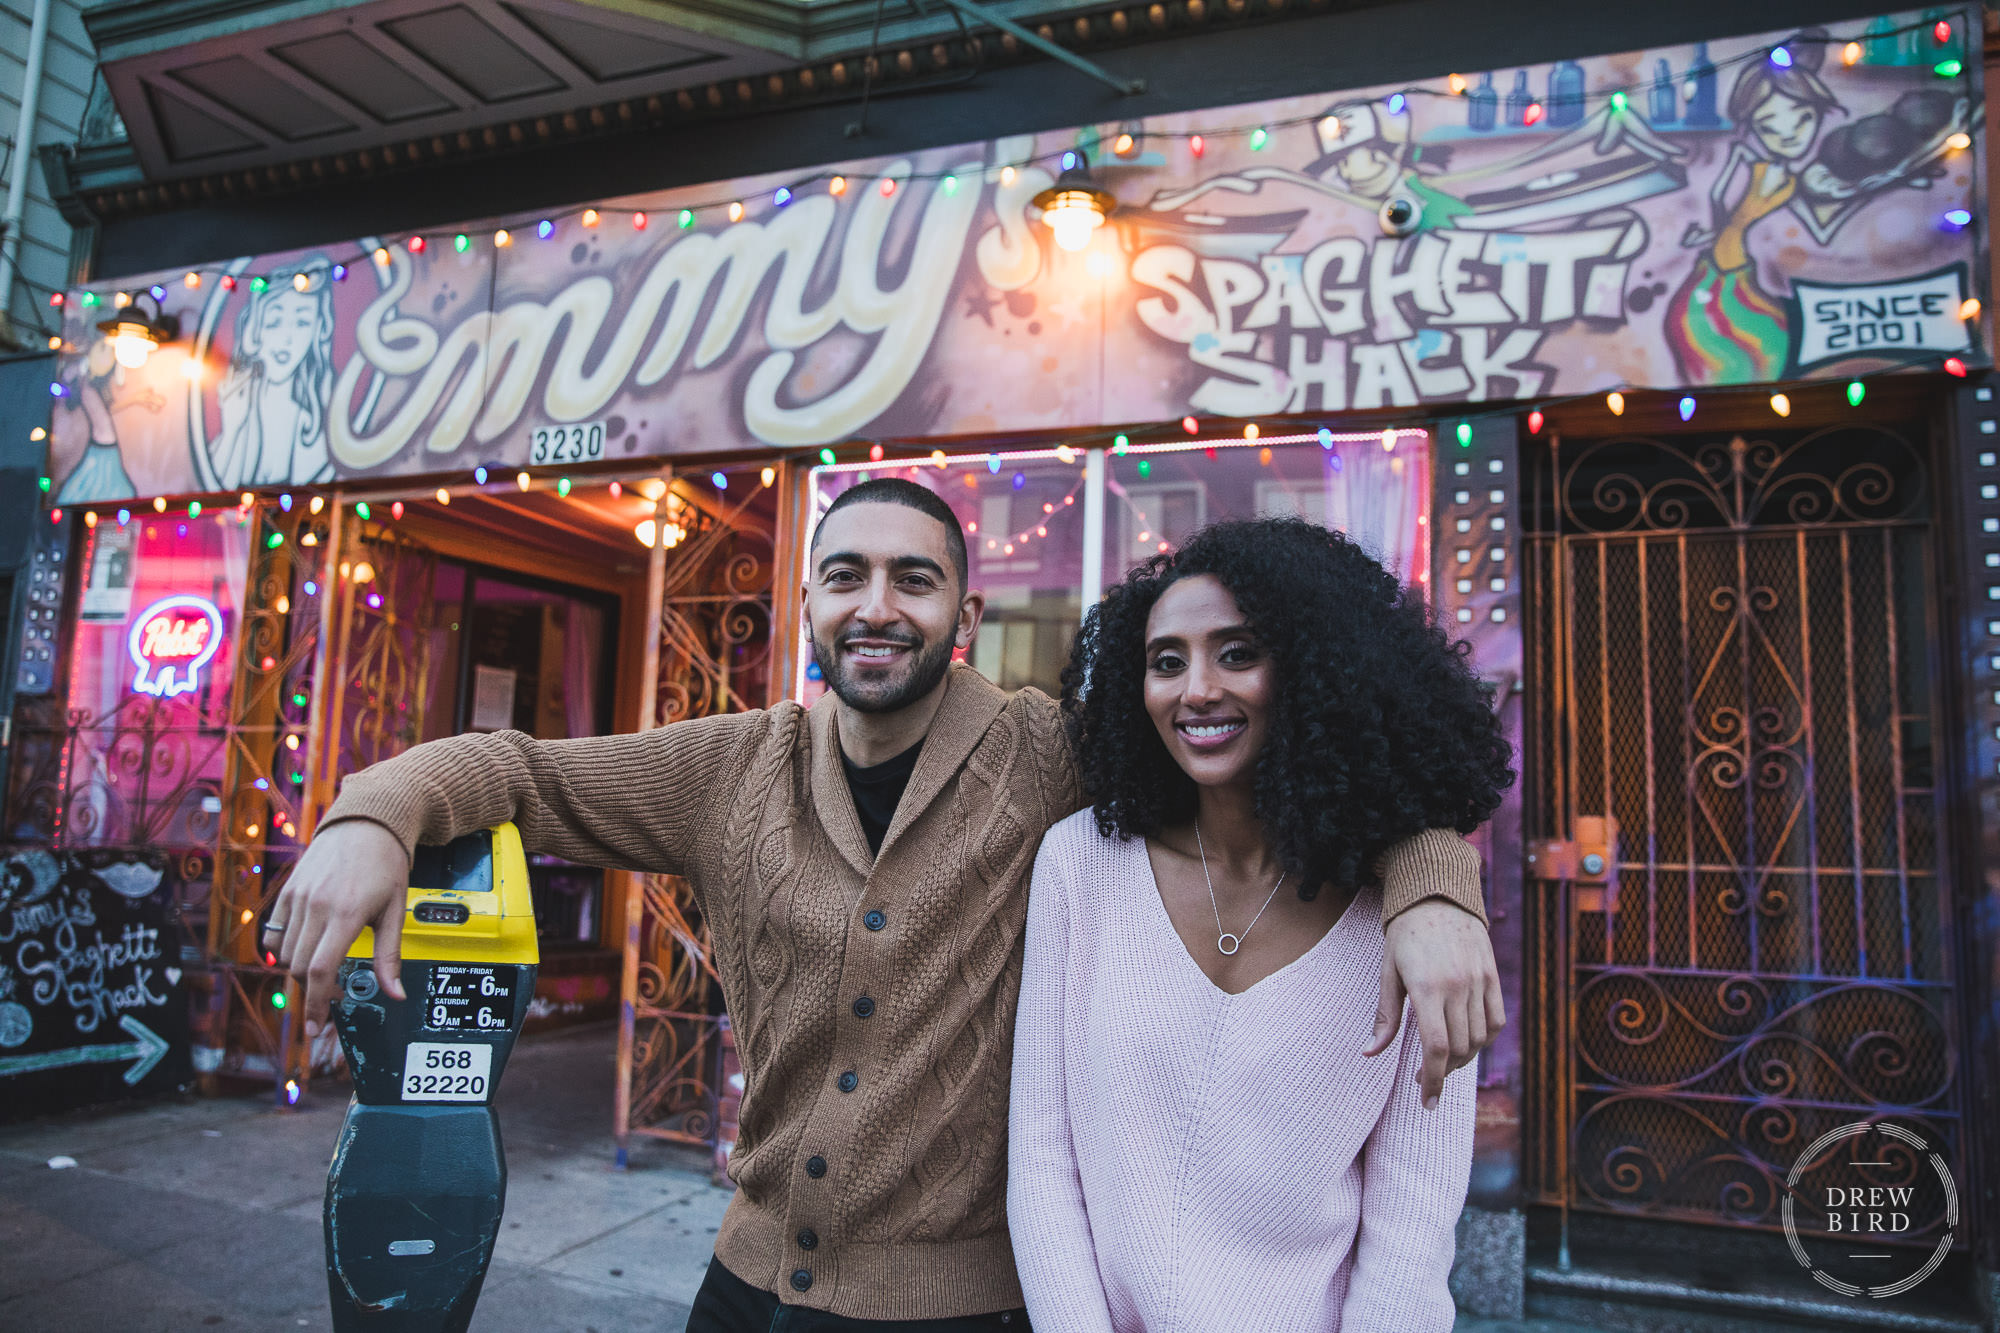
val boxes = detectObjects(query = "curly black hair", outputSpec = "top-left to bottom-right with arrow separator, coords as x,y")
1062,516 -> 1513,898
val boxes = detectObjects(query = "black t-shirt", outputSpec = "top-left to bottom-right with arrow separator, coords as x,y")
841,738 -> 924,856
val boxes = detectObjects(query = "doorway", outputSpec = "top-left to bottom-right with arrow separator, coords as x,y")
1521,419 -> 1964,1248
352,483 -> 657,1033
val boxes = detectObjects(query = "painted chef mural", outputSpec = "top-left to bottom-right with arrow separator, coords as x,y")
48,11 -> 1983,503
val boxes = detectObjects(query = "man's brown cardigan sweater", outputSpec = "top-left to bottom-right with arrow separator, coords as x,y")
322,663 -> 1484,1319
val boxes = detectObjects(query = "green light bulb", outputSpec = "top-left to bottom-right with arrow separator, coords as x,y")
1846,380 -> 1865,407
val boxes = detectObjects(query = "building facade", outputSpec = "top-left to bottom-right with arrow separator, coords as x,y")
5,0 -> 1999,1325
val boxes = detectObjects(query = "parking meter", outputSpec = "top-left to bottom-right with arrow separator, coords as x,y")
324,824 -> 537,1332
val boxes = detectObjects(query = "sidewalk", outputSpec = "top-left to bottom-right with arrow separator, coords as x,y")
0,1022 -> 1597,1332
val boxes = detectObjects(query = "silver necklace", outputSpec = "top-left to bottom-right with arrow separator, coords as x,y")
1194,821 -> 1287,957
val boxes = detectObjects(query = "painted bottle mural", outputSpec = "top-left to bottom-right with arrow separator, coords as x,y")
1649,57 -> 1678,124
1504,70 -> 1531,127
1548,59 -> 1586,127
1863,15 -> 1901,65
1467,70 -> 1497,132
1683,41 -> 1719,126
1924,9 -> 1961,65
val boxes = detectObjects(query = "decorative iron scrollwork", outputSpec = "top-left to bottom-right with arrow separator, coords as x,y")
1557,426 -> 1926,534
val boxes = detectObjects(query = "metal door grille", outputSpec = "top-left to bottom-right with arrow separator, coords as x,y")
1524,425 -> 1962,1242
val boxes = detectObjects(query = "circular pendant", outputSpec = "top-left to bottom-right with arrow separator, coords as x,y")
1217,933 -> 1241,956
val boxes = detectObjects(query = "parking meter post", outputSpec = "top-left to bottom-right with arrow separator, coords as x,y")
323,824 -> 538,1332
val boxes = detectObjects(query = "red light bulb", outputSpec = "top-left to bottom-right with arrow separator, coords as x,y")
1527,409 -> 1544,435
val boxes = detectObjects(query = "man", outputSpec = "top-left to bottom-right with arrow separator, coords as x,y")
270,477 -> 1502,1329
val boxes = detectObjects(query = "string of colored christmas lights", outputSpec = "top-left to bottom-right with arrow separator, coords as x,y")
39,13 -> 1969,322
35,345 -> 1990,539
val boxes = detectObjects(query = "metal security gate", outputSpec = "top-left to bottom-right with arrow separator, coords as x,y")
1523,423 -> 1962,1243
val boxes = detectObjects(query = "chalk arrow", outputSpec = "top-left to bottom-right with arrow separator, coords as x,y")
0,1016 -> 170,1086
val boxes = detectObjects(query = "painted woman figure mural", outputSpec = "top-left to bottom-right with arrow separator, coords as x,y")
54,337 -> 141,503
1666,28 -> 1966,384
208,258 -> 336,489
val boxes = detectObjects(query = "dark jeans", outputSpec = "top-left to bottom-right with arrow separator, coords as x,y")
684,1256 -> 1031,1333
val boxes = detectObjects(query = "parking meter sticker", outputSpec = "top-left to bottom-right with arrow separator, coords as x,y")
422,964 -> 515,1031
400,1042 -> 493,1102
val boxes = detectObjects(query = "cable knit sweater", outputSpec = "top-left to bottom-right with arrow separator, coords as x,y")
321,664 -> 1484,1320
1009,811 -> 1476,1333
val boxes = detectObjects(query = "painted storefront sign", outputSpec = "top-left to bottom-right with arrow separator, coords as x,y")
47,11 -> 1983,504
0,847 -> 189,1119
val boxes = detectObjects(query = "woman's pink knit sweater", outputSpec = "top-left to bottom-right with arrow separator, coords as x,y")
1008,810 -> 1476,1332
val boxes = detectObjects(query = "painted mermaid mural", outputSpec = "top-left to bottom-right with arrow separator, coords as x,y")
1666,28 -> 1969,384
204,258 -> 336,490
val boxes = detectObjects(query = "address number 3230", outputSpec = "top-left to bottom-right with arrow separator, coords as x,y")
530,421 -> 607,466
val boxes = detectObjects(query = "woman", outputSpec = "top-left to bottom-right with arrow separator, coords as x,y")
1664,30 -> 1844,385
1009,517 -> 1512,1332
210,258 -> 337,489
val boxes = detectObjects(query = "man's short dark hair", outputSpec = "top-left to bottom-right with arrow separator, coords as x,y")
813,476 -> 969,591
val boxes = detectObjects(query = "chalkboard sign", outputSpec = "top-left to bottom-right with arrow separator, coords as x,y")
0,847 -> 191,1119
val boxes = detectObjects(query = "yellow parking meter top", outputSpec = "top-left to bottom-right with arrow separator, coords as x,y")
348,823 -> 539,966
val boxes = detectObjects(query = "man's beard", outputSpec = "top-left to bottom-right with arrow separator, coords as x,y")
811,627 -> 956,714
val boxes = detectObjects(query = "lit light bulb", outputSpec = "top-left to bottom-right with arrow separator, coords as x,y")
729,201 -> 745,223
832,175 -> 849,195
1381,429 -> 1396,453
494,228 -> 512,247
1526,409 -> 1544,435
761,467 -> 776,487
1606,391 -> 1626,416
1448,73 -> 1467,95
1046,202 -> 1102,252
1113,132 -> 1134,155
436,488 -> 451,504
108,324 -> 157,369
1948,132 -> 1973,151
1769,392 -> 1791,417
1842,41 -> 1862,66
635,518 -> 658,548
1189,135 -> 1204,158
582,209 -> 600,228
517,471 -> 531,490
1960,297 -> 1981,321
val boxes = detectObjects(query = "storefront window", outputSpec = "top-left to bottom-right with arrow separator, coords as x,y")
13,513 -> 252,849
801,429 -> 1431,701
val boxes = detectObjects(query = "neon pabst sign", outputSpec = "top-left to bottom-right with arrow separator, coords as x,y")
128,596 -> 223,698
